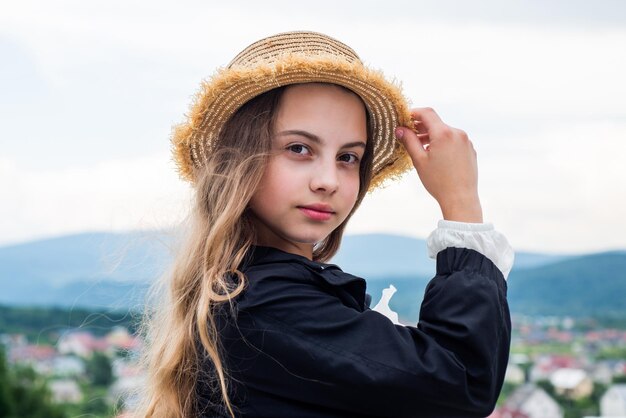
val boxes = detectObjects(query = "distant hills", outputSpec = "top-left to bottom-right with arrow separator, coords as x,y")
506,251 -> 626,317
1,231 -> 625,323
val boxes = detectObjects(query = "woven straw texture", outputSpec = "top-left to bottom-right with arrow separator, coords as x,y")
172,31 -> 414,191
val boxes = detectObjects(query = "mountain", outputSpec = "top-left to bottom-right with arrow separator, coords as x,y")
331,233 -> 434,277
0,230 -> 174,286
506,250 -> 626,316
0,231 -> 170,310
1,230 -> 625,322
334,233 -> 571,276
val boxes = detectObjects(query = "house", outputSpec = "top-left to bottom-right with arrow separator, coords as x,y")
109,374 -> 146,411
588,361 -> 614,385
8,344 -> 57,374
601,384 -> 626,416
500,383 -> 563,418
52,355 -> 86,377
505,363 -> 526,385
57,331 -> 110,357
49,379 -> 83,403
530,354 -> 583,382
0,333 -> 27,348
112,357 -> 143,380
8,344 -> 56,364
106,326 -> 141,351
550,368 -> 593,399
546,328 -> 574,344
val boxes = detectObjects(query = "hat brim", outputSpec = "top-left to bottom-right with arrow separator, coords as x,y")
172,53 -> 414,191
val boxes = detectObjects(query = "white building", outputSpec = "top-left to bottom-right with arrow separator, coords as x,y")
109,374 -> 146,411
49,379 -> 83,403
52,355 -> 86,377
550,368 -> 593,399
505,363 -> 526,385
57,331 -> 109,357
502,383 -> 563,418
601,384 -> 626,417
589,362 -> 614,385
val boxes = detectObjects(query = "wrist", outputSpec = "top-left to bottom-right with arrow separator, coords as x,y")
440,198 -> 483,223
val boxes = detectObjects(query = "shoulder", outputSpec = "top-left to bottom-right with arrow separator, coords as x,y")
235,246 -> 368,312
244,260 -> 311,281
239,245 -> 363,287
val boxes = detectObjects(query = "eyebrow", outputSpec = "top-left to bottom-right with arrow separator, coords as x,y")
276,129 -> 366,150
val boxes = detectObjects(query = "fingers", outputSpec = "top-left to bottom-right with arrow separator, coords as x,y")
412,119 -> 429,136
398,106 -> 476,168
410,107 -> 472,147
410,107 -> 445,134
395,126 -> 428,164
396,106 -> 481,222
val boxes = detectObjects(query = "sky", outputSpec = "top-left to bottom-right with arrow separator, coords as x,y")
1,0 -> 625,254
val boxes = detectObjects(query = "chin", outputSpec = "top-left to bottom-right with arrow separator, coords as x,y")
294,236 -> 327,245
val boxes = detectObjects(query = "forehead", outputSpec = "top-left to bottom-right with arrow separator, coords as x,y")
274,83 -> 367,137
280,82 -> 364,106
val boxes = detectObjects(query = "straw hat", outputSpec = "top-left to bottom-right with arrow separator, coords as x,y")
171,30 -> 414,191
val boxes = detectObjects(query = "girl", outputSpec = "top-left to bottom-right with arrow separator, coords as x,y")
137,31 -> 513,418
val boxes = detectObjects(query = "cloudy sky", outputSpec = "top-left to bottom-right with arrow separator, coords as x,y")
1,0 -> 625,254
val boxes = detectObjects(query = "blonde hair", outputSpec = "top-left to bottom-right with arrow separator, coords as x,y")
135,83 -> 374,417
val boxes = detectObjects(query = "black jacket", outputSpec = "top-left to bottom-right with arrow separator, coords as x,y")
198,245 -> 511,417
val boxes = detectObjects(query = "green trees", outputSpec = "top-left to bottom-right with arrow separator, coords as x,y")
0,346 -> 65,418
0,305 -> 139,344
8,366 -> 65,418
86,352 -> 113,387
0,347 -> 16,418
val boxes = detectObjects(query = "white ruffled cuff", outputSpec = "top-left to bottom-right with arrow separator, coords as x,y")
426,220 -> 515,280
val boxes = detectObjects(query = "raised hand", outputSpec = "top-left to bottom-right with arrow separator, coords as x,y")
395,107 -> 483,223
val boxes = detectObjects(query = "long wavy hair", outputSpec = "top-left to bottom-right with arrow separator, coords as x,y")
135,83 -> 375,417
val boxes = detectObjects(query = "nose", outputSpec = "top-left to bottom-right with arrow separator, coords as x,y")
310,159 -> 339,193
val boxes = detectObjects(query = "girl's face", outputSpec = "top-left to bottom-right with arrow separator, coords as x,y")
248,83 -> 367,259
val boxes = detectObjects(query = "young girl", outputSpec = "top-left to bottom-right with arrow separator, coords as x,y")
137,31 -> 514,418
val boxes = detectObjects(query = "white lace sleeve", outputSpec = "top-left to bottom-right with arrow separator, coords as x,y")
426,220 -> 515,280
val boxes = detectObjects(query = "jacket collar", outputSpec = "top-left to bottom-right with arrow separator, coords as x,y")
242,245 -> 370,310
242,245 -> 364,286
242,245 -> 338,268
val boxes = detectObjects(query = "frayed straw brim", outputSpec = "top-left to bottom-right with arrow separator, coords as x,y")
171,31 -> 414,191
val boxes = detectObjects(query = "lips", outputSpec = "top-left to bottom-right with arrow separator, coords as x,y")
298,204 -> 335,221
298,204 -> 335,213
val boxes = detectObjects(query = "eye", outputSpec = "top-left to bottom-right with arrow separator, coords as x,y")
338,153 -> 360,165
286,144 -> 311,156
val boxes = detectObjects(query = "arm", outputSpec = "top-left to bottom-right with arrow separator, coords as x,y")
428,220 -> 515,280
397,108 -> 515,278
227,253 -> 509,418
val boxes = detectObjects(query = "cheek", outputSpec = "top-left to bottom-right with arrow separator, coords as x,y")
342,172 -> 361,204
251,162 -> 294,206
263,164 -> 294,194
248,172 -> 273,211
